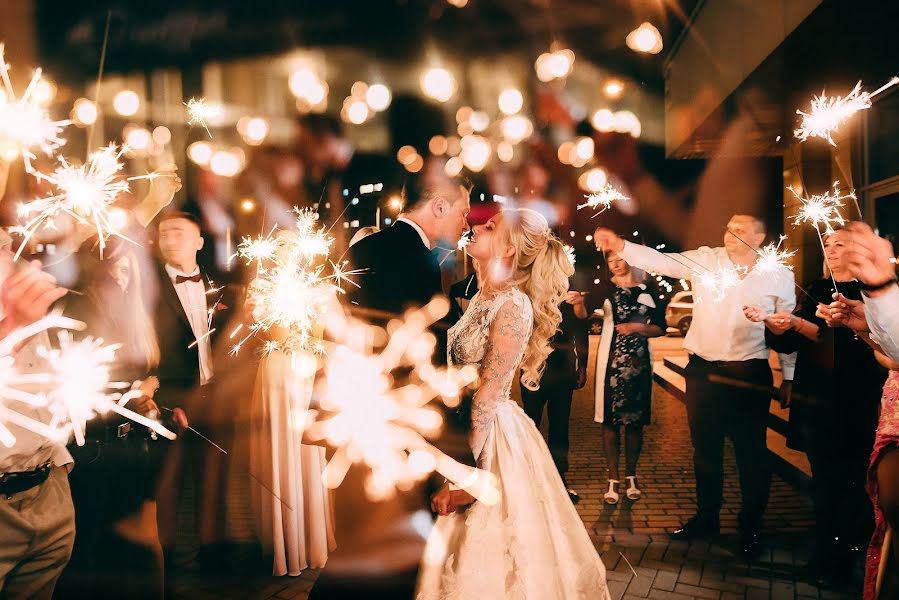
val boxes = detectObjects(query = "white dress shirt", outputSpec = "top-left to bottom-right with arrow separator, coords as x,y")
165,264 -> 214,385
619,241 -> 797,379
864,283 -> 899,362
397,217 -> 432,250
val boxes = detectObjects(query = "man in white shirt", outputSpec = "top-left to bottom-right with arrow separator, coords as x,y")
0,236 -> 75,599
595,215 -> 796,559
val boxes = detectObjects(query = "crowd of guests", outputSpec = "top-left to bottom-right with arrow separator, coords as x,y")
0,129 -> 897,599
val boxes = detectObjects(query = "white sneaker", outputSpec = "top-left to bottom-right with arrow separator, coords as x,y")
625,476 -> 641,501
604,479 -> 620,505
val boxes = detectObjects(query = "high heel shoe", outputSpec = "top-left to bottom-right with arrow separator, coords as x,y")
625,476 -> 641,501
604,480 -> 620,505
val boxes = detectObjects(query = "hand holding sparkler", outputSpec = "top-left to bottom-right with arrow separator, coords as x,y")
742,305 -> 768,323
132,164 -> 183,227
592,227 -> 625,253
762,311 -> 796,336
843,222 -> 897,294
818,293 -> 869,333
0,258 -> 68,341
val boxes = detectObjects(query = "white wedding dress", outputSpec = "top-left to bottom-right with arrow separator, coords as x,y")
416,288 -> 610,599
249,349 -> 336,576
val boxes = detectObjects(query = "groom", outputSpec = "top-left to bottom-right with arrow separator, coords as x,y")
309,171 -> 474,599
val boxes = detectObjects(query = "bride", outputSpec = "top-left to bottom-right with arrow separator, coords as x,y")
416,208 -> 610,599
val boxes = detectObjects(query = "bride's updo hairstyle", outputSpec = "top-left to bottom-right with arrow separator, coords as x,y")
494,208 -> 573,391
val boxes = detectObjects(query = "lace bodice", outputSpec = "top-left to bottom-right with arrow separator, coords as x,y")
447,288 -> 533,465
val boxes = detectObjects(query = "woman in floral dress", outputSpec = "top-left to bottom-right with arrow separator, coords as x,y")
594,251 -> 666,504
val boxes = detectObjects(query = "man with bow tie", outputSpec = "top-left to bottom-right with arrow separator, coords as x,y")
152,211 -> 235,596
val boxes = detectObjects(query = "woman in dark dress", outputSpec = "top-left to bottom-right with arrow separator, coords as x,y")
744,228 -> 886,587
594,250 -> 666,505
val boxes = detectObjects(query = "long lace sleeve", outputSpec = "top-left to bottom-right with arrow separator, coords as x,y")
469,296 -> 531,466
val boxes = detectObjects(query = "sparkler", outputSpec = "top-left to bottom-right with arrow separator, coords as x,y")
12,143 -> 168,259
753,235 -> 796,277
0,44 -> 70,173
233,209 -> 361,356
795,77 -> 899,146
695,263 -> 748,303
563,244 -> 576,267
307,297 -> 494,503
37,331 -> 176,446
0,315 -> 175,448
577,184 -> 630,217
789,182 -> 852,235
789,182 -> 853,291
185,98 -> 223,138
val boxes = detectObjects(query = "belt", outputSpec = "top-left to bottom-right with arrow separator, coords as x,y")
0,462 -> 51,498
689,355 -> 768,368
83,421 -> 133,444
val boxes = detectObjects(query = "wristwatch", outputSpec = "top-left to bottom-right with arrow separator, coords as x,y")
858,277 -> 898,292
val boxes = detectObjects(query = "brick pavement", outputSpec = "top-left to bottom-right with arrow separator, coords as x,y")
173,337 -> 860,599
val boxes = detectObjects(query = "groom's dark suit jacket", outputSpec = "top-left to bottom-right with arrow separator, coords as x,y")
310,220 -> 475,599
347,220 -> 443,319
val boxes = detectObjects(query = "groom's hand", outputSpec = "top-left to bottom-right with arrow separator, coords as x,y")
431,485 -> 455,516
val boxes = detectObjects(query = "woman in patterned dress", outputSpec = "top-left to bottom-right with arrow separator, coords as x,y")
594,251 -> 665,504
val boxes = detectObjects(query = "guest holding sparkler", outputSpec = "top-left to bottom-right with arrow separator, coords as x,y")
55,237 -> 168,599
595,215 -> 795,559
152,212 -> 235,595
245,228 -> 337,577
744,227 -> 886,586
593,251 -> 665,505
0,230 -> 74,600
816,222 -> 899,598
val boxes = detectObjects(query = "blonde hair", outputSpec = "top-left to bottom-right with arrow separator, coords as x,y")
822,227 -> 845,280
494,208 -> 573,390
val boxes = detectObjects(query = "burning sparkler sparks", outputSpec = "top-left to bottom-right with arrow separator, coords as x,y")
307,297 -> 491,502
577,184 -> 630,217
185,98 -> 223,138
789,182 -> 852,235
11,143 -> 164,259
0,316 -> 175,448
794,77 -> 899,146
753,235 -> 796,277
233,209 -> 361,356
0,44 -> 70,172
695,263 -> 748,302
563,244 -> 576,267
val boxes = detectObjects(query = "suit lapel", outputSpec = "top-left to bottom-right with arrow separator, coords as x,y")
160,267 -> 191,329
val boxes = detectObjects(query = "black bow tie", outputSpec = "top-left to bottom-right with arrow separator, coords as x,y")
175,274 -> 202,284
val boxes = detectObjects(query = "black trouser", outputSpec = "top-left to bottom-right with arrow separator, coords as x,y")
55,430 -> 162,600
683,356 -> 772,532
520,368 -> 575,479
800,394 -> 877,562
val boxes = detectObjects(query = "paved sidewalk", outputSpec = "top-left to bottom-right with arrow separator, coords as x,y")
173,336 -> 860,599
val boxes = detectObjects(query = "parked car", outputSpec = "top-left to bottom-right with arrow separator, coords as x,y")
588,307 -> 604,335
665,290 -> 693,336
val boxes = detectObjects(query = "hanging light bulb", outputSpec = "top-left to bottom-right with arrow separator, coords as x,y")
421,68 -> 456,102
626,23 -> 663,54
